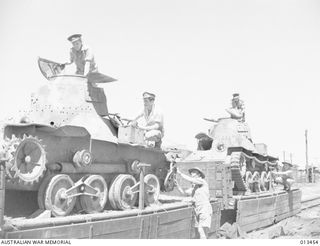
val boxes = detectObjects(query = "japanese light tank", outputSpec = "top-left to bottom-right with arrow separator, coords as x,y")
193,114 -> 278,195
1,58 -> 170,217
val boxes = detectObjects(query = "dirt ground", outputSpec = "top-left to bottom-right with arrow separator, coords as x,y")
247,183 -> 320,239
247,205 -> 320,238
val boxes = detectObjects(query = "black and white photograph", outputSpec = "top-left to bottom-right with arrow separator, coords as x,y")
1,0 -> 320,240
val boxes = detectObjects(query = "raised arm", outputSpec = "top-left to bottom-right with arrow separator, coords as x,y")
177,169 -> 205,185
175,182 -> 193,196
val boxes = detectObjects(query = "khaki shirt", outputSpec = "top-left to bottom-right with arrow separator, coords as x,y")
140,105 -> 164,136
231,99 -> 245,121
191,180 -> 212,216
70,45 -> 98,75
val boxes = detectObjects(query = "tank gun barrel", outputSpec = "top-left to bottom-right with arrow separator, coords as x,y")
203,118 -> 218,123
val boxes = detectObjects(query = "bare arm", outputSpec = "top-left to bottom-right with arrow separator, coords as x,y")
177,170 -> 205,185
226,108 -> 243,119
84,61 -> 90,76
175,182 -> 192,196
129,113 -> 144,127
272,170 -> 293,176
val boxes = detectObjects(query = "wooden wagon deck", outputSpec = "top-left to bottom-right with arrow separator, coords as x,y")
1,198 -> 221,239
1,188 -> 302,239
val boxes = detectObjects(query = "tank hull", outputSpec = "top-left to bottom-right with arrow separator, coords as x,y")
4,124 -> 169,191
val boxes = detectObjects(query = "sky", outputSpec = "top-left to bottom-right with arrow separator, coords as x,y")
1,0 -> 320,167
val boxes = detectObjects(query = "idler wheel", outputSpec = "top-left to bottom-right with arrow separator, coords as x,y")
44,174 -> 77,217
108,174 -> 138,210
144,174 -> 160,206
79,175 -> 108,213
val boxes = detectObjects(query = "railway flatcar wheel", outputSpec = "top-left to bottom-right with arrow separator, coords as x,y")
144,174 -> 160,206
245,171 -> 253,192
108,174 -> 138,210
44,174 -> 77,217
79,175 -> 108,213
260,171 -> 268,191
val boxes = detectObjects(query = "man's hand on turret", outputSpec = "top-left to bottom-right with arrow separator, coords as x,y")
129,120 -> 138,128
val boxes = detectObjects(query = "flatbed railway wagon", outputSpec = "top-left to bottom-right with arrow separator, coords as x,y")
171,115 -> 302,234
0,58 -> 221,239
0,59 -> 302,238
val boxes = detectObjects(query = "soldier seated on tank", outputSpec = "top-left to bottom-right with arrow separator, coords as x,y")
226,93 -> 245,122
272,161 -> 295,191
130,92 -> 164,148
62,34 -> 98,76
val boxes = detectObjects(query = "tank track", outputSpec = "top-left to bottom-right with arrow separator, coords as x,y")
229,151 -> 274,194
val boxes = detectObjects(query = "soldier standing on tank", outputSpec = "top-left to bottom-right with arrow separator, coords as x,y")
130,92 -> 164,148
272,161 -> 295,191
62,34 -> 98,75
226,93 -> 245,122
175,167 -> 213,239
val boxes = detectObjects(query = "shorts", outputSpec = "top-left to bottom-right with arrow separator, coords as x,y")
194,213 -> 212,228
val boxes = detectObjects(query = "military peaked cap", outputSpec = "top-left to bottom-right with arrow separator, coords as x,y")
67,34 -> 82,42
233,93 -> 240,98
143,92 -> 156,99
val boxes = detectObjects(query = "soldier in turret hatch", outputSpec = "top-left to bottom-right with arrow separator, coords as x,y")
226,93 -> 245,122
62,34 -> 98,75
130,92 -> 164,148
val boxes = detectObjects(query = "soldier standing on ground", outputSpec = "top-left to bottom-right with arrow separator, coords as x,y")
272,161 -> 295,191
63,34 -> 98,75
175,167 -> 213,239
130,92 -> 164,148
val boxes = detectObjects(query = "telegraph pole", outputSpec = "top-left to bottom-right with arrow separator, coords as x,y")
305,130 -> 309,182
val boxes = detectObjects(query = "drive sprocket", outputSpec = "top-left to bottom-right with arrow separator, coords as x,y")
5,135 -> 47,185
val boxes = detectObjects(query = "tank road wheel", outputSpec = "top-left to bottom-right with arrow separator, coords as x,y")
108,174 -> 138,210
260,171 -> 268,191
5,135 -> 46,185
44,174 -> 77,217
252,171 -> 261,193
37,174 -> 55,209
266,171 -> 274,191
79,175 -> 108,213
245,171 -> 253,192
144,174 -> 160,206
